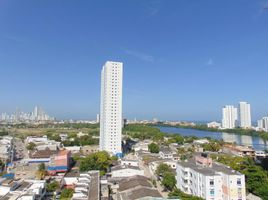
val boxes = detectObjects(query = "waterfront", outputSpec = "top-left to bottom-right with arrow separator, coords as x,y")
158,126 -> 268,151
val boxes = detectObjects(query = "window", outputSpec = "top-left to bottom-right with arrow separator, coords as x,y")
210,190 -> 214,196
237,178 -> 241,185
210,180 -> 214,186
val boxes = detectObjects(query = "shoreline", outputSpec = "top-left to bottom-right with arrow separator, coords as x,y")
156,123 -> 268,141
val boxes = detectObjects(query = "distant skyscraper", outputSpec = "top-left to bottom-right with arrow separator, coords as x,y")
238,102 -> 252,128
222,105 -> 237,129
258,117 -> 268,132
96,114 -> 100,123
99,61 -> 123,156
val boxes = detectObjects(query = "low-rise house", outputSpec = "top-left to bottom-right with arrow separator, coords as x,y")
111,165 -> 144,178
26,136 -> 61,151
110,175 -> 162,200
81,145 -> 99,155
193,139 -> 210,145
207,121 -> 221,128
48,150 -> 71,175
0,136 -> 13,162
0,180 -> 46,200
27,148 -> 56,163
26,136 -> 48,144
133,140 -> 151,152
59,133 -> 68,141
121,159 -> 139,167
62,170 -> 100,200
159,147 -> 173,159
64,146 -> 81,154
148,160 -> 177,175
223,144 -> 255,157
176,153 -> 246,200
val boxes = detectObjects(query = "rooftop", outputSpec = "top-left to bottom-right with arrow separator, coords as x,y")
178,155 -> 242,176
111,165 -> 141,172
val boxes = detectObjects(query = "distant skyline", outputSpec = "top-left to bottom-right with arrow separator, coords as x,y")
0,0 -> 268,121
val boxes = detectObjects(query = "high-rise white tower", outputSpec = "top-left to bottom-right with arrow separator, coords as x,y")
238,102 -> 252,129
222,105 -> 237,129
99,61 -> 123,156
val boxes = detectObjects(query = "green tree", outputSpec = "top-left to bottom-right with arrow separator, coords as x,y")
156,163 -> 173,177
80,151 -> 112,175
36,163 -> 46,180
148,143 -> 160,153
202,142 -> 221,152
60,188 -> 73,200
162,172 -> 176,191
26,142 -> 36,151
47,181 -> 59,192
171,135 -> 184,144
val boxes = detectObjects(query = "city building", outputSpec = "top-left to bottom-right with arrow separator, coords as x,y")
222,144 -> 255,157
48,150 -> 71,175
257,117 -> 268,132
120,159 -> 139,167
207,121 -> 221,128
110,175 -> 162,200
0,106 -> 54,123
222,105 -> 237,129
0,136 -> 13,162
176,153 -> 246,200
99,61 -> 123,156
238,102 -> 252,129
111,165 -> 144,178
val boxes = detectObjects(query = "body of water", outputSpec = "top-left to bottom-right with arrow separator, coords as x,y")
158,126 -> 268,151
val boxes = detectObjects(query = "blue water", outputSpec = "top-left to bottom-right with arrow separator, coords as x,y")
158,126 -> 268,151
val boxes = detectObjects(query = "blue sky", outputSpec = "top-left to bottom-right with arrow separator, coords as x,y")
0,0 -> 268,121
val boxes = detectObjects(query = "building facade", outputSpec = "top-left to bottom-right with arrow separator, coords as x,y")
222,105 -> 237,129
238,102 -> 252,129
99,61 -> 123,156
258,117 -> 268,132
176,154 -> 246,200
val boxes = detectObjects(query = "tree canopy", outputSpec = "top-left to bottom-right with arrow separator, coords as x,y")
60,188 -> 73,200
79,151 -> 112,175
148,143 -> 160,153
26,142 -> 36,150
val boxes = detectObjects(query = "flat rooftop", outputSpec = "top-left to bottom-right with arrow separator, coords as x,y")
178,158 -> 242,176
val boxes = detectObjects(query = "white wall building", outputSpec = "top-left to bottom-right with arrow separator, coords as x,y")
222,105 -> 237,129
176,154 -> 246,200
238,102 -> 252,129
258,117 -> 268,132
207,121 -> 221,128
121,159 -> 139,167
99,61 -> 123,156
111,165 -> 144,178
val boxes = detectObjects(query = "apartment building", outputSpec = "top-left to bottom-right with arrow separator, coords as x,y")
176,153 -> 246,200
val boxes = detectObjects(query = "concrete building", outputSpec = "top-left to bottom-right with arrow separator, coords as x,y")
120,159 -> 139,167
238,102 -> 252,129
62,170 -> 100,200
48,150 -> 71,175
207,121 -> 221,128
222,144 -> 255,157
99,61 -> 123,156
176,153 -> 246,200
222,105 -> 237,129
0,136 -> 13,162
111,165 -> 144,178
159,147 -> 174,160
258,117 -> 268,132
110,175 -> 162,200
